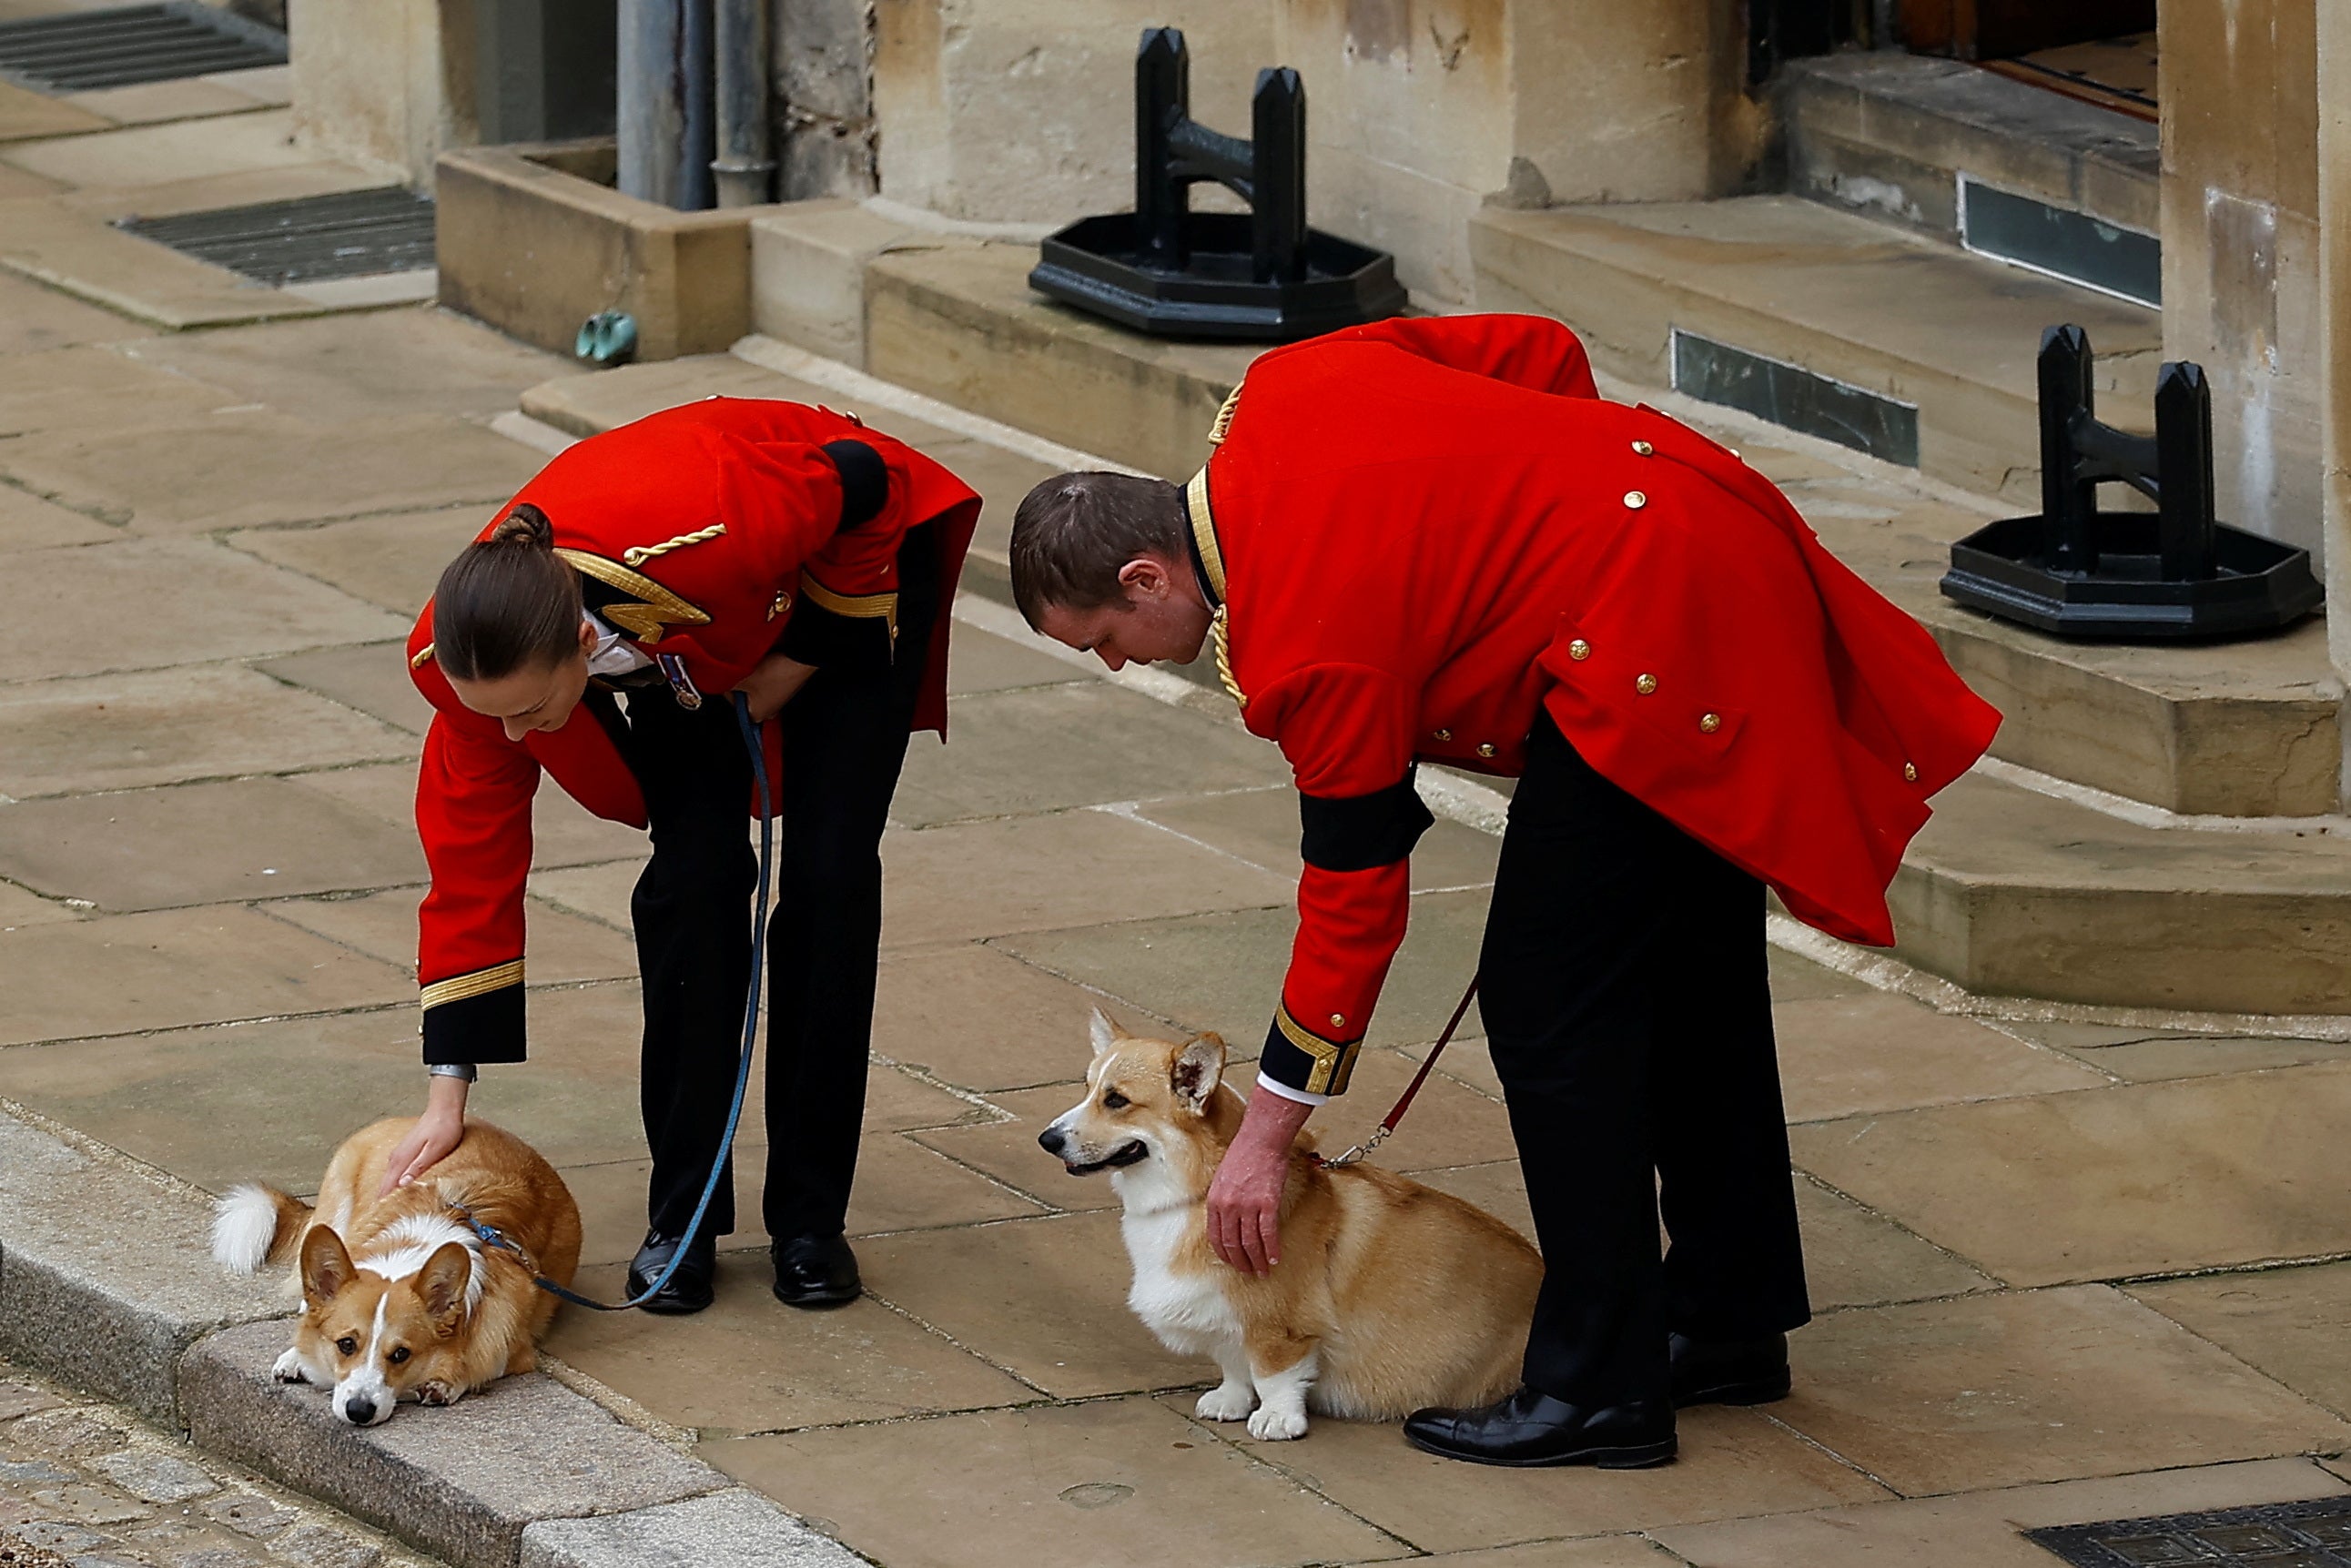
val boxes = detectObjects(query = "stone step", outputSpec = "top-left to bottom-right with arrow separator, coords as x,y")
1892,771 -> 2351,1017
1778,52 -> 2160,267
1468,193 -> 2161,508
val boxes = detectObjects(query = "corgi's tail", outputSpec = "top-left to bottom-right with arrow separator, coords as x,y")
210,1183 -> 311,1275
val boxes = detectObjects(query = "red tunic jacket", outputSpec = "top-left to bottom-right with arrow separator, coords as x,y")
1194,316 -> 2001,1097
406,398 -> 980,1065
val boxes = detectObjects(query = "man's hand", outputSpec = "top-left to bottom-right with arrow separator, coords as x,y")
380,1074 -> 470,1195
1206,1088 -> 1313,1277
734,652 -> 819,723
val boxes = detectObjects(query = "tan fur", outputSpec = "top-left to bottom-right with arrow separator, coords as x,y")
222,1118 -> 582,1421
1044,1018 -> 1543,1433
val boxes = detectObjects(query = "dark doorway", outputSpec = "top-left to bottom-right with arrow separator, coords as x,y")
1900,0 -> 2156,60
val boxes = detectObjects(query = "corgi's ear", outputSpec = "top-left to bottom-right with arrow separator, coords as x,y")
1088,1008 -> 1125,1057
1170,1033 -> 1227,1111
417,1241 -> 472,1327
299,1227 -> 355,1305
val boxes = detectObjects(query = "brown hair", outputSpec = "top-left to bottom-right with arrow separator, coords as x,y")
1008,471 -> 1188,628
431,505 -> 584,683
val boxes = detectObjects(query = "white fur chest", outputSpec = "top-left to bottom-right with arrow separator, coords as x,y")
1117,1194 -> 1236,1356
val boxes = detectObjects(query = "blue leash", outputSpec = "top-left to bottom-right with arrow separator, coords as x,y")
460,691 -> 773,1311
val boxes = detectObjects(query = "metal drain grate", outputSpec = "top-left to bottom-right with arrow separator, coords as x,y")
0,2 -> 285,94
2030,1494 -> 2351,1566
119,187 -> 436,285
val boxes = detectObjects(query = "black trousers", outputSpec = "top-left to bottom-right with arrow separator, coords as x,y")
1479,711 -> 1811,1408
612,531 -> 937,1242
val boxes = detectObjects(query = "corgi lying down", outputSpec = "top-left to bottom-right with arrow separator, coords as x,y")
1040,1013 -> 1543,1440
210,1117 -> 582,1426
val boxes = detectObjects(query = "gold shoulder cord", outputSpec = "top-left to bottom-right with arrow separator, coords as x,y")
1211,610 -> 1244,713
622,522 -> 726,568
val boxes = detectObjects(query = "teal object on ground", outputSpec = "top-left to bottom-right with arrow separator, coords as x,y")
576,311 -> 639,367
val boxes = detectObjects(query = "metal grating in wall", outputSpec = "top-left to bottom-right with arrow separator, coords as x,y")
119,187 -> 436,286
2029,1493 -> 2351,1566
0,3 -> 285,94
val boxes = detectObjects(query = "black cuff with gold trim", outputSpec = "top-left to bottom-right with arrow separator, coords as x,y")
780,579 -> 898,669
420,962 -> 526,1066
1301,774 -> 1434,873
1258,1004 -> 1364,1098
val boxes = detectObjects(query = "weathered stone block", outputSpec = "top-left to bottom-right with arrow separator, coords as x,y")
518,1489 -> 862,1568
0,1113 -> 283,1425
180,1321 -> 725,1568
749,201 -> 919,367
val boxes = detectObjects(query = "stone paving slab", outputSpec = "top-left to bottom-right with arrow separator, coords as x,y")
0,111 -> 310,190
0,481 -> 115,551
0,877 -> 77,929
1772,993 -> 2109,1123
1650,1456 -> 2349,1568
0,906 -> 411,1047
265,890 -> 633,990
518,1488 -> 862,1568
227,506 -> 493,616
5,537 -> 407,683
856,1212 -> 1206,1399
0,1109 -> 282,1422
0,412 -> 538,535
704,1396 -> 1409,1568
890,683 -> 1290,827
297,762 -> 645,869
870,943 -> 1180,1093
1133,786 -> 1504,893
0,777 -> 425,911
1789,1062 -> 2351,1286
1206,1396 -> 1889,1556
1769,1285 -> 2351,1495
118,312 -> 571,426
0,664 -> 415,798
0,80 -> 109,143
0,345 -> 248,438
543,1265 -> 1032,1435
2131,1262 -> 2351,1420
253,642 -> 438,734
183,1321 -> 728,1568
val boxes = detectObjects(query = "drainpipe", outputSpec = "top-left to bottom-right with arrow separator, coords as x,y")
618,0 -> 714,209
712,0 -> 775,206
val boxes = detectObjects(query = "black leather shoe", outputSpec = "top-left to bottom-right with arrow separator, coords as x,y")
1669,1331 -> 1791,1408
625,1229 -> 716,1315
771,1233 -> 861,1309
1403,1387 -> 1676,1468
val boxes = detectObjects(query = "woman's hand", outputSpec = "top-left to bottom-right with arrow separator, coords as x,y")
380,1074 -> 471,1196
734,652 -> 819,723
1206,1088 -> 1314,1277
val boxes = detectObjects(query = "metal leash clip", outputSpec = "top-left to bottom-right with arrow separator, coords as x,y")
1310,977 -> 1478,1172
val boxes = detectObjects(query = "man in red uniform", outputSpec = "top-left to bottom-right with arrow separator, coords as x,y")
401,396 -> 978,1313
1009,314 -> 1997,1466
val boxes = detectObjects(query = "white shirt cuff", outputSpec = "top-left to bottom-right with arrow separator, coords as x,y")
1254,1071 -> 1328,1108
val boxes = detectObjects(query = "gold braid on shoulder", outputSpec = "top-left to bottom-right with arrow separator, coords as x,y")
1211,607 -> 1244,711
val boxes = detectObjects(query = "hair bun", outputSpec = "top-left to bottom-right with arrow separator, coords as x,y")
489,504 -> 554,548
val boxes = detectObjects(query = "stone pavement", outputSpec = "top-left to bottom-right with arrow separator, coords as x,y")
3,60 -> 2351,1568
0,1355 -> 446,1568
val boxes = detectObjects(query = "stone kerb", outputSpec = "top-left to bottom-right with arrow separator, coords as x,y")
0,1107 -> 285,1424
521,1489 -> 871,1568
180,1319 -> 744,1568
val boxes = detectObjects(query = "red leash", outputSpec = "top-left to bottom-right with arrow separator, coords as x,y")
1315,976 -> 1480,1168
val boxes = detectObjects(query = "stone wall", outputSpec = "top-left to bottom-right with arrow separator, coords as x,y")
2324,0 -> 2351,685
288,0 -> 474,186
778,0 -> 877,198
2160,0 -> 2324,556
870,0 -> 1275,224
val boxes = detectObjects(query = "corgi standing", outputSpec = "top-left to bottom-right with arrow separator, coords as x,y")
1039,1015 -> 1546,1445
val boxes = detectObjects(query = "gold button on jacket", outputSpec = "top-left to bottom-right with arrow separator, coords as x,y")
1636,673 -> 1657,695
1568,639 -> 1591,661
1433,728 -> 1452,742
1624,491 -> 1647,510
1476,742 -> 1497,758
1699,713 -> 1722,733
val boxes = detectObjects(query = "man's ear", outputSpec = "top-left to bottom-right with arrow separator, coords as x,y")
1170,1033 -> 1227,1112
300,1227 -> 355,1304
1089,1008 -> 1126,1057
1115,555 -> 1171,601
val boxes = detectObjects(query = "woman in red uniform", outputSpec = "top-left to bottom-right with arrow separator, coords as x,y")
387,397 -> 978,1314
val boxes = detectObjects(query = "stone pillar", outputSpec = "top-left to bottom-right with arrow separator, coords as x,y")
289,0 -> 477,186
2159,0 -> 2324,558
871,0 -> 1273,222
775,0 -> 877,198
1273,0 -> 1753,302
2324,0 -> 2351,693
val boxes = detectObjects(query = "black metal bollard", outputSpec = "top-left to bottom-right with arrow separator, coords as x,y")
1941,325 -> 2319,641
1029,27 -> 1404,342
